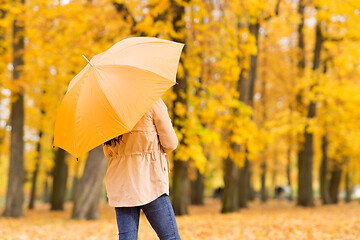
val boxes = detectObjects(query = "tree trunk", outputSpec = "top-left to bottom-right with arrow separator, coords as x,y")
71,161 -> 80,201
297,115 -> 315,206
2,0 -> 25,217
190,169 -> 204,205
172,160 -> 189,215
345,170 -> 352,203
271,151 -> 278,198
238,159 -> 249,208
247,166 -> 255,201
329,163 -> 342,204
71,176 -> 79,202
319,134 -> 331,204
286,145 -> 293,201
260,162 -> 268,202
221,155 -> 239,213
43,172 -> 50,203
86,191 -> 102,220
72,145 -> 108,220
297,22 -> 322,207
50,148 -> 68,210
29,131 -> 42,209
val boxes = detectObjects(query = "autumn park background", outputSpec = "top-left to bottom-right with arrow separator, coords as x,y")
1,0 -> 360,239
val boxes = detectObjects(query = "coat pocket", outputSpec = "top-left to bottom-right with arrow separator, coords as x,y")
159,151 -> 170,173
151,150 -> 168,173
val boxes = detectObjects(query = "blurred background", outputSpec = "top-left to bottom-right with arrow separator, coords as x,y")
1,0 -> 360,239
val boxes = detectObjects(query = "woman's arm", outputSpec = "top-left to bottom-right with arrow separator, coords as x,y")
152,98 -> 178,153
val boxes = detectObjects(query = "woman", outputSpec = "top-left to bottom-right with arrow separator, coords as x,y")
103,97 -> 181,240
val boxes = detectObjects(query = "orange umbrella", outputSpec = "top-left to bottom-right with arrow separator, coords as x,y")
53,37 -> 184,158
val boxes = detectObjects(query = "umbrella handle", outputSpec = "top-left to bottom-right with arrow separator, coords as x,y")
82,55 -> 93,66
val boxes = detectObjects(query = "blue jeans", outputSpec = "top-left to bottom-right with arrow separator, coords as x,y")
115,194 -> 181,240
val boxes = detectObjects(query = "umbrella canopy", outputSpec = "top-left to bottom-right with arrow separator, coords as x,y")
54,37 -> 184,158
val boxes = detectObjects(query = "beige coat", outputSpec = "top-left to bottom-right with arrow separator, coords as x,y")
103,98 -> 178,207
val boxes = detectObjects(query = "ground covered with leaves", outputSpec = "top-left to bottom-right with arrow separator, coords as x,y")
0,199 -> 359,240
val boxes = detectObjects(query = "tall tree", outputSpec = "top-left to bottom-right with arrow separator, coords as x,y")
237,0 -> 281,209
319,59 -> 331,204
259,66 -> 268,203
2,0 -> 25,217
238,21 -> 260,209
260,161 -> 268,202
222,145 -> 239,212
344,167 -> 352,203
295,0 -> 306,206
221,7 -> 242,214
329,161 -> 342,204
190,169 -> 204,205
319,130 -> 331,204
50,148 -> 68,210
43,171 -> 50,203
28,130 -> 43,209
71,145 -> 108,220
298,21 -> 323,207
171,0 -> 190,215
70,162 -> 81,201
286,137 -> 293,201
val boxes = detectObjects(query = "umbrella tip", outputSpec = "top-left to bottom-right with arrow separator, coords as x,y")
82,55 -> 93,66
76,158 -> 79,161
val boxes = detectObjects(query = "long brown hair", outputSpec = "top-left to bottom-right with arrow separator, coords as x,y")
104,135 -> 123,146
